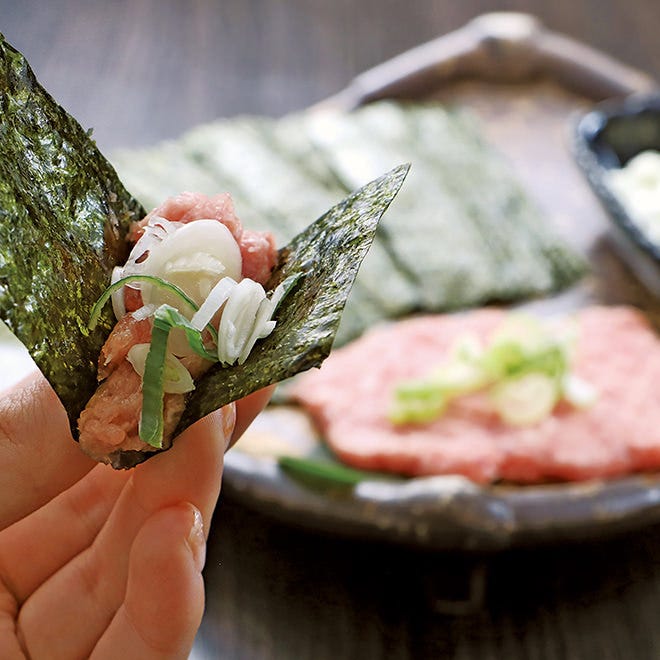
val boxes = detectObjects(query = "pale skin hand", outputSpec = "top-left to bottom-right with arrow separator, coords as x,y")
0,371 -> 272,659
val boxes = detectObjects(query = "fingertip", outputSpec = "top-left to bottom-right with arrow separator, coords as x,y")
131,503 -> 207,580
177,402 -> 237,452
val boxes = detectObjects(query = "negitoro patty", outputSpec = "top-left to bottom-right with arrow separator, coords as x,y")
291,306 -> 660,484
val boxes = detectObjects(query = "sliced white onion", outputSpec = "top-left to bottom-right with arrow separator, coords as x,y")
123,217 -> 185,277
141,220 -> 242,309
211,279 -> 284,365
219,319 -> 238,362
217,279 -> 267,365
233,278 -> 293,362
267,279 -> 290,311
164,253 -> 227,276
191,277 -> 237,330
139,216 -> 183,243
238,309 -> 276,364
149,216 -> 184,235
127,343 -> 195,394
110,266 -> 126,320
131,303 -> 158,322
143,224 -> 168,242
124,232 -> 161,271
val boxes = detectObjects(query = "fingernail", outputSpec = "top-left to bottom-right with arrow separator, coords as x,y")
187,505 -> 206,572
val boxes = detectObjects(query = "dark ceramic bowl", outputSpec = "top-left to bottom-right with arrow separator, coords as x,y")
573,93 -> 660,295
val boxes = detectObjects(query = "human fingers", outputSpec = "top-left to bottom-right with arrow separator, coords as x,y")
0,371 -> 95,529
0,463 -> 130,604
0,363 -> 269,532
6,383 -> 268,606
17,404 -> 234,660
90,504 -> 205,660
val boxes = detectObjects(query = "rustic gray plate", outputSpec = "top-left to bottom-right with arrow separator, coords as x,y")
223,12 -> 660,551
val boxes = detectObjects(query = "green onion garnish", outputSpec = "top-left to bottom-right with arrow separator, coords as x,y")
88,274 -> 218,342
389,314 -> 594,427
139,304 -> 219,448
139,313 -> 169,448
278,455 -> 392,487
150,305 -> 219,363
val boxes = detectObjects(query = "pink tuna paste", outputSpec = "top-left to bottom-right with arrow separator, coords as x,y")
290,306 -> 660,484
78,192 -> 278,464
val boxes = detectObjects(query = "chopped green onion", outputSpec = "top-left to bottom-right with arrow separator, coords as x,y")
89,273 -> 219,342
389,386 -> 447,424
151,305 -> 219,363
429,360 -> 490,396
139,304 -> 219,448
389,314 -> 596,428
490,314 -> 549,353
127,344 -> 195,394
482,342 -> 567,381
89,275 -> 195,329
279,455 -> 391,487
490,372 -> 559,427
389,360 -> 487,425
139,313 -> 170,448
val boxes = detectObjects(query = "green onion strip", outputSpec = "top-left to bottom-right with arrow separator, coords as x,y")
140,305 -> 219,448
88,274 -> 218,342
138,315 -> 170,448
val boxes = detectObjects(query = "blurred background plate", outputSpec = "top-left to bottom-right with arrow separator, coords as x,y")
222,13 -> 660,551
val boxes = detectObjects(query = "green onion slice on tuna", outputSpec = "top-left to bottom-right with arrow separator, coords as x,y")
389,314 -> 598,428
151,305 -> 219,363
127,344 -> 195,394
138,308 -> 170,448
140,304 -> 221,447
88,273 -> 219,342
90,274 -> 193,327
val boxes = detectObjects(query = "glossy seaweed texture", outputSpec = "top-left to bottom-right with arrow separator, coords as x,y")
573,93 -> 660,295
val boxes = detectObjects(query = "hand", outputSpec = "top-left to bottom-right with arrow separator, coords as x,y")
0,371 -> 271,659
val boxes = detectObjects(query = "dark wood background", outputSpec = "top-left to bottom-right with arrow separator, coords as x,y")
3,1 -> 660,658
3,0 -> 660,152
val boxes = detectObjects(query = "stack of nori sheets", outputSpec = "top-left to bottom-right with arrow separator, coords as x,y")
112,101 -> 586,345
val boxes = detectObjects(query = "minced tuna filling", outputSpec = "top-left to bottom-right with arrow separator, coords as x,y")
78,192 -> 277,464
291,306 -> 660,484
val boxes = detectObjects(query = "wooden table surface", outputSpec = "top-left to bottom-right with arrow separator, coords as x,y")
4,1 -> 660,658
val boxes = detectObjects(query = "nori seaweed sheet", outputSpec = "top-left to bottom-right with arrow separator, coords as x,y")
0,34 -> 144,423
177,163 -> 410,432
0,35 -> 408,456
